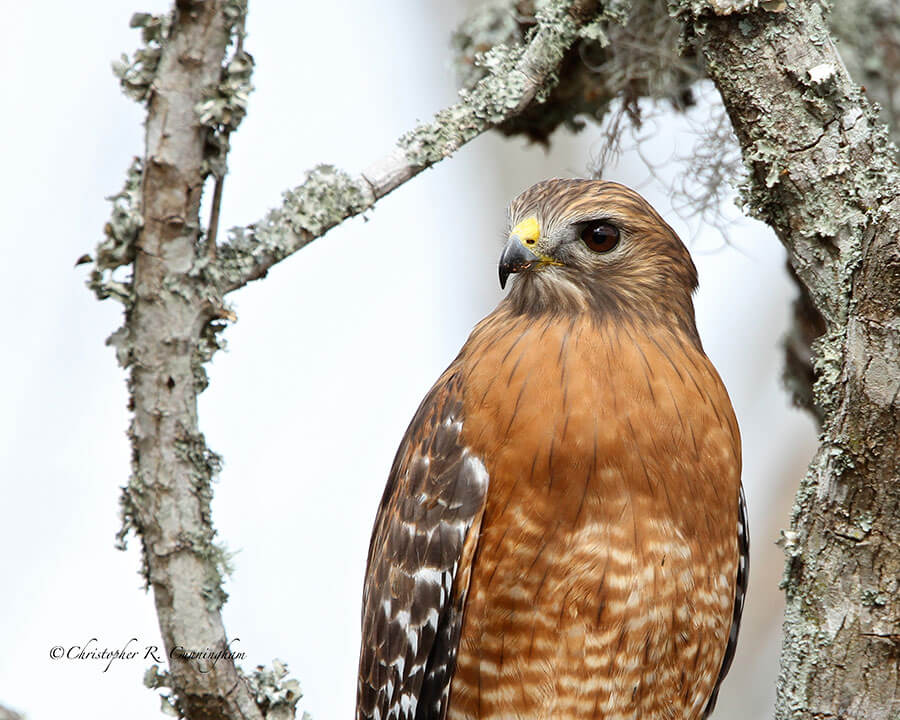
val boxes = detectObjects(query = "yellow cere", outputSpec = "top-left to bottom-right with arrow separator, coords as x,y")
510,216 -> 563,267
510,216 -> 541,246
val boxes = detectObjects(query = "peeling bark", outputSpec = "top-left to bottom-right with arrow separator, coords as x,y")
671,1 -> 900,718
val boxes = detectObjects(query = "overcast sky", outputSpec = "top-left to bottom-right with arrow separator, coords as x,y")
1,2 -> 817,719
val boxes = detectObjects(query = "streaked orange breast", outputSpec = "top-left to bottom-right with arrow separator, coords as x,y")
447,312 -> 741,720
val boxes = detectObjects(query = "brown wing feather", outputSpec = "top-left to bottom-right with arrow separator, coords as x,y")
703,484 -> 749,718
357,367 -> 489,720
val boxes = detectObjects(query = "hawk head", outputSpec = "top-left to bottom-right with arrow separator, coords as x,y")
499,179 -> 699,332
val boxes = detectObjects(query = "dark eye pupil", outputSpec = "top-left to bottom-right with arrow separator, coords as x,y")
581,221 -> 619,252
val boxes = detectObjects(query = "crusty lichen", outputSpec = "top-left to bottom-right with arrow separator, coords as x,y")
193,319 -> 229,393
247,660 -> 305,720
112,12 -> 173,104
259,165 -> 375,239
451,0 -> 701,144
119,417 -> 152,588
88,159 -> 145,554
87,157 -> 142,305
212,164 -> 374,289
830,0 -> 900,152
399,1 -> 579,165
171,430 -> 232,611
198,49 -> 255,178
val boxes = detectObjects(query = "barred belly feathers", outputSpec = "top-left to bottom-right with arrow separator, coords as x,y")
356,179 -> 748,720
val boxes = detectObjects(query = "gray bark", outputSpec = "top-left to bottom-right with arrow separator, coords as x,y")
120,2 -> 266,718
670,1 -> 900,718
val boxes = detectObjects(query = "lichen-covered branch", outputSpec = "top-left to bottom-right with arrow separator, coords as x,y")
452,0 -> 704,143
123,1 -> 271,715
90,2 -> 299,719
211,0 -> 604,294
670,1 -> 900,718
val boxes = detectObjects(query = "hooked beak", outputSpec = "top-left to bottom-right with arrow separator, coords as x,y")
498,235 -> 540,289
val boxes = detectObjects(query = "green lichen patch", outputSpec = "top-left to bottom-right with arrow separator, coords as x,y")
112,12 -> 173,105
810,329 -> 844,417
214,165 -> 374,289
247,659 -> 305,719
861,588 -> 888,607
404,0 -> 586,159
87,158 -> 143,305
198,50 -> 255,178
143,664 -> 182,717
265,165 -> 375,239
193,319 -> 229,394
171,430 -> 232,611
399,38 -> 531,168
117,428 -> 152,588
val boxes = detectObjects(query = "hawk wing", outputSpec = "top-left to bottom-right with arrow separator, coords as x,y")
356,366 -> 489,720
703,484 -> 750,718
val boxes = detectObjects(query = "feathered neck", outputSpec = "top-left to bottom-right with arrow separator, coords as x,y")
501,267 -> 702,351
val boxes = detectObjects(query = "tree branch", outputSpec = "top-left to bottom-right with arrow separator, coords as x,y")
128,0 -> 259,712
671,1 -> 900,718
212,0 -> 603,295
100,1 -> 295,718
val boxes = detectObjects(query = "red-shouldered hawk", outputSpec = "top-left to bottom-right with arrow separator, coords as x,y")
356,179 -> 748,720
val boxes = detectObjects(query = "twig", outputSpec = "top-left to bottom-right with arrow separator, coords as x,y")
207,174 -> 225,258
206,9 -> 246,260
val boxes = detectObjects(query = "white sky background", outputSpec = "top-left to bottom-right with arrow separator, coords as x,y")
0,2 -> 817,719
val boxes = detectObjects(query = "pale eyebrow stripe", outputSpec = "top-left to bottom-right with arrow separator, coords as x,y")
562,209 -> 632,227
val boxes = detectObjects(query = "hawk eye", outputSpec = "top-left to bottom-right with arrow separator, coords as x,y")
581,221 -> 619,253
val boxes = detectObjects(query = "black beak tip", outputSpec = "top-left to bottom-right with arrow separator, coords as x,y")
498,236 -> 540,292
